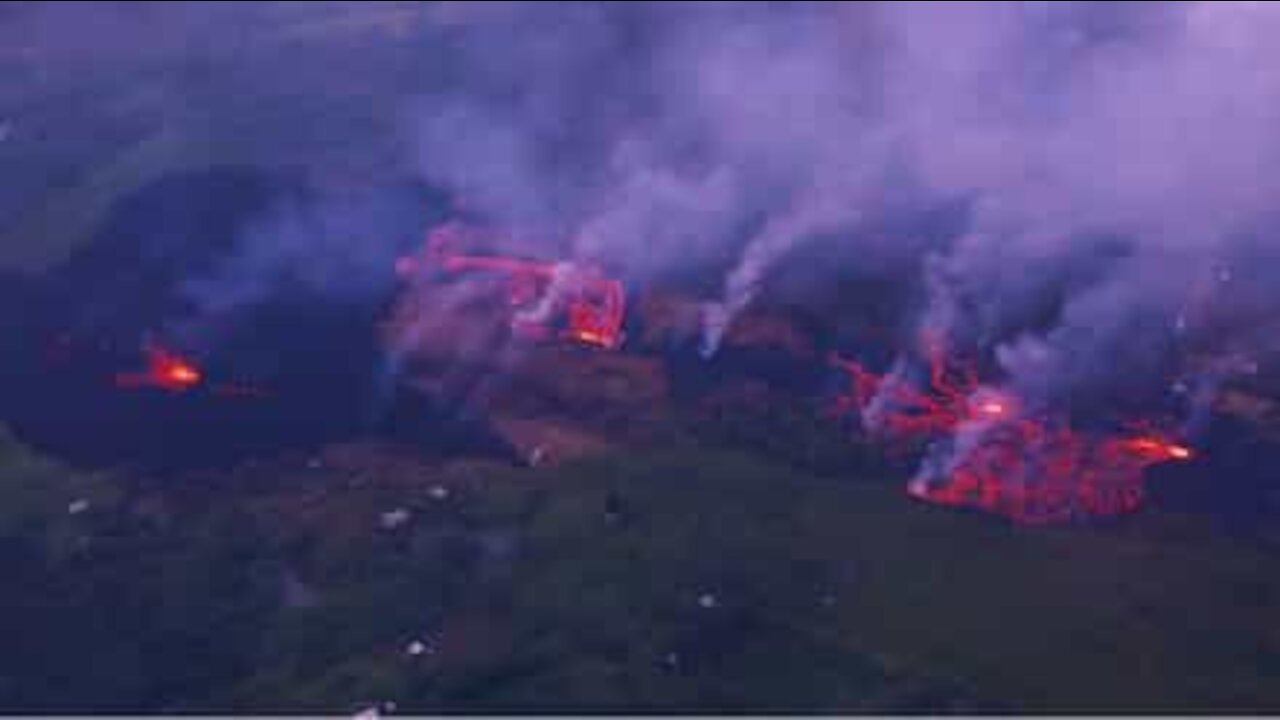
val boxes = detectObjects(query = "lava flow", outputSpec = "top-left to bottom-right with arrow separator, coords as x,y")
829,334 -> 1195,523
828,331 -> 1012,444
110,342 -> 273,399
908,417 -> 1194,523
395,222 -> 626,350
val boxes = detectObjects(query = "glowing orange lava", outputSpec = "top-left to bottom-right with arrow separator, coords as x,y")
115,345 -> 203,392
164,361 -> 200,386
829,336 -> 1195,523
1124,435 -> 1194,462
400,222 -> 626,350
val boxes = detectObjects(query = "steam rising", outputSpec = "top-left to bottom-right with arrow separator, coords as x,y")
11,1 -> 1280,416
410,1 -> 1280,404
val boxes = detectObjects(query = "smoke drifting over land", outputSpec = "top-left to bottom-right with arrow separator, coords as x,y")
411,1 -> 1280,404
8,1 -> 1280,417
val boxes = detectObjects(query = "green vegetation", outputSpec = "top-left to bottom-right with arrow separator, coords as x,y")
3,420 -> 1280,711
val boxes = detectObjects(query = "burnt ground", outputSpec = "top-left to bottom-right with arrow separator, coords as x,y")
3,165 -> 1280,712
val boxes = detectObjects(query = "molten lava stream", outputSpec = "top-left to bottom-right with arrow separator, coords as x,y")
403,221 -> 627,351
828,349 -> 1194,523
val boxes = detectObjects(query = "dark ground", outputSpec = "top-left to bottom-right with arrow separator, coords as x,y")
6,411 -> 1280,713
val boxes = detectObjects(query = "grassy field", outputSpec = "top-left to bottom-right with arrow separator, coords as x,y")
3,420 -> 1280,712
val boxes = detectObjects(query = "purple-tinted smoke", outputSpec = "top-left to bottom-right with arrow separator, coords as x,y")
415,5 -> 1280,514
11,2 -> 1280,419
409,1 -> 1280,415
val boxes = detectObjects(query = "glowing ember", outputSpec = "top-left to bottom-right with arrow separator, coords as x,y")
115,345 -> 203,392
164,361 -> 200,386
977,400 -> 1006,418
1123,435 -> 1194,462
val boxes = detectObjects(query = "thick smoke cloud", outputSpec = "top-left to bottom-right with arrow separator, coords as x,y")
410,1 -> 1280,413
10,2 -> 1279,421
878,1 -> 1280,413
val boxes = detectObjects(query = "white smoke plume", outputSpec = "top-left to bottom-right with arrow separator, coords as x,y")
408,2 -> 1280,388
12,2 -> 1280,418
